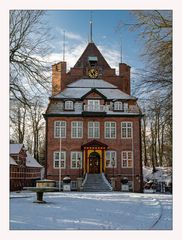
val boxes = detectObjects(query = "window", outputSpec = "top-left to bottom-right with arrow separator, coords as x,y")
71,181 -> 77,190
88,100 -> 100,111
106,151 -> 117,168
114,101 -> 122,111
71,121 -> 83,138
122,151 -> 133,168
121,122 -> 133,138
65,101 -> 74,110
53,151 -> 66,169
128,181 -> 133,192
71,152 -> 82,169
105,122 -> 116,138
123,102 -> 128,112
88,122 -> 100,138
54,121 -> 66,138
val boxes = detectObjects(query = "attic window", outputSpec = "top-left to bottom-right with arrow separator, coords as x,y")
65,101 -> 74,110
88,56 -> 98,67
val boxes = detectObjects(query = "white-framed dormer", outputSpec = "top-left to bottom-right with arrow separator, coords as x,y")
64,100 -> 74,110
114,101 -> 123,111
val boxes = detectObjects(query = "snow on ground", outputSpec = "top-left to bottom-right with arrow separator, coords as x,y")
10,191 -> 172,230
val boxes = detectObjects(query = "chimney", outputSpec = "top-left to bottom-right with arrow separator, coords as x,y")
52,61 -> 67,96
119,63 -> 131,95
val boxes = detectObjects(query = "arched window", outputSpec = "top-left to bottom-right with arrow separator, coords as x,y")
65,100 -> 74,110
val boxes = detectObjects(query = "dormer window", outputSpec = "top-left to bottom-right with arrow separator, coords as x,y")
114,101 -> 128,112
123,102 -> 128,112
114,101 -> 122,111
65,101 -> 74,110
88,56 -> 98,67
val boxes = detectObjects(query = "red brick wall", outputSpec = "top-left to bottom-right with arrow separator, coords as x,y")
51,62 -> 131,96
46,116 -> 142,192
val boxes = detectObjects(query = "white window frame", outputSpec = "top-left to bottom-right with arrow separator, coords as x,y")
65,100 -> 74,110
104,121 -> 116,139
88,121 -> 100,138
53,151 -> 66,169
121,151 -> 133,168
121,122 -> 133,139
71,151 -> 82,169
54,121 -> 66,138
71,121 -> 83,138
106,151 -> 117,168
114,101 -> 123,111
88,100 -> 100,111
123,102 -> 128,112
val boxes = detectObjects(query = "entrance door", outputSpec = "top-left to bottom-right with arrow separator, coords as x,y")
89,152 -> 100,173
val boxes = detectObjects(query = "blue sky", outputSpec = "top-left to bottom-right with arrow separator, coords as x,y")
44,10 -> 144,74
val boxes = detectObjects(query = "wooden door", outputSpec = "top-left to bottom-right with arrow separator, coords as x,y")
89,152 -> 100,173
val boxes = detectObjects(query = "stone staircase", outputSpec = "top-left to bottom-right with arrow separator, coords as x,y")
82,173 -> 112,192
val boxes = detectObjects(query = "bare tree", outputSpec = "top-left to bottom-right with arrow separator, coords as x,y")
10,10 -> 51,106
10,100 -> 27,143
118,11 -> 172,168
28,98 -> 45,162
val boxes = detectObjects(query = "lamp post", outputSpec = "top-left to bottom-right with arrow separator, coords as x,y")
59,127 -> 62,192
78,157 -> 81,177
111,158 -> 115,177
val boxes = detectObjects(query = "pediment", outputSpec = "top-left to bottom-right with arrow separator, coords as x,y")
81,88 -> 106,100
81,140 -> 108,149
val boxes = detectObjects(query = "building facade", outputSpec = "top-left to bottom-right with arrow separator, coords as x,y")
44,41 -> 143,192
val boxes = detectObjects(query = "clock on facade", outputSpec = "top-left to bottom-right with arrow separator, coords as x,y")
88,69 -> 98,79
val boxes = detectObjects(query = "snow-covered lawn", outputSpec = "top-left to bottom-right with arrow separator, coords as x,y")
10,191 -> 172,230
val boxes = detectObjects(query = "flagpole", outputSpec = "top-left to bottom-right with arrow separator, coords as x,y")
59,127 -> 62,192
132,124 -> 135,192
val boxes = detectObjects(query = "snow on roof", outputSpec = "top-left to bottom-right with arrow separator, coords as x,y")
98,88 -> 136,100
52,85 -> 136,100
53,87 -> 91,99
10,156 -> 18,165
10,144 -> 23,154
26,152 -> 43,168
67,79 -> 117,89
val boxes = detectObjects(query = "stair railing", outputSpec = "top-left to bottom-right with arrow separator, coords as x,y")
81,173 -> 88,187
101,173 -> 113,191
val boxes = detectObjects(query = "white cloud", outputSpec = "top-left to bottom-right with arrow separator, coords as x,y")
56,27 -> 83,42
65,31 -> 83,41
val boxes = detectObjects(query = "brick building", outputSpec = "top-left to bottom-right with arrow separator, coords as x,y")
10,144 -> 43,191
44,40 -> 143,192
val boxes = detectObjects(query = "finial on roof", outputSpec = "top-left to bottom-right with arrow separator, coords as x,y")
89,11 -> 93,43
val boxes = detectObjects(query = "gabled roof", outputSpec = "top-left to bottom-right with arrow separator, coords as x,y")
81,88 -> 107,100
26,152 -> 43,168
74,42 -> 111,69
10,144 -> 23,154
51,78 -> 136,100
82,140 -> 108,149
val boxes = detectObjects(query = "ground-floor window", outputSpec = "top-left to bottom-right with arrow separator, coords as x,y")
71,151 -> 82,169
106,151 -> 117,168
53,151 -> 66,169
121,151 -> 133,168
128,181 -> 133,191
71,181 -> 77,190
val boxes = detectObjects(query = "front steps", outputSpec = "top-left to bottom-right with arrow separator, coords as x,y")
82,173 -> 112,192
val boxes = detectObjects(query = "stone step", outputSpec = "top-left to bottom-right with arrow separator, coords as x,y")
83,173 -> 112,192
